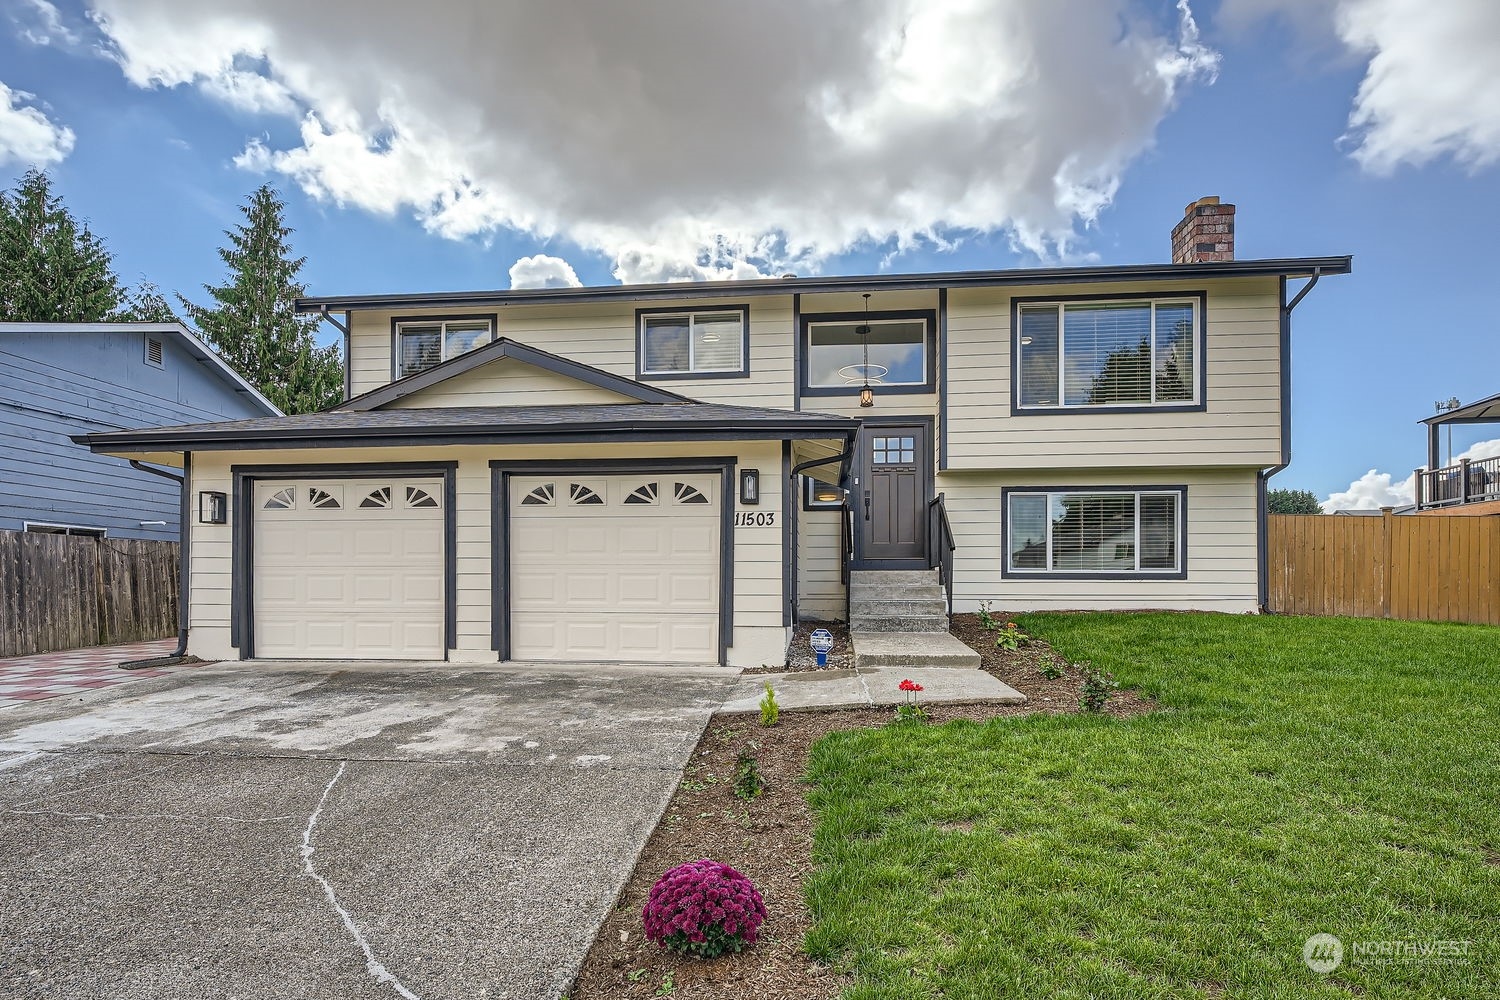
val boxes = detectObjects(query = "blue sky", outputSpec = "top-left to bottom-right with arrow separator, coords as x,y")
2,0 -> 1497,506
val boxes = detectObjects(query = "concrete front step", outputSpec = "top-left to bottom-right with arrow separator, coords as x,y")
849,615 -> 951,633
850,582 -> 946,599
848,569 -> 941,586
850,598 -> 948,618
851,631 -> 982,669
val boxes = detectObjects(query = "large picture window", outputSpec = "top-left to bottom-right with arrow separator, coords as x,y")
1005,489 -> 1184,576
1016,297 -> 1199,409
637,307 -> 748,378
804,311 -> 934,395
396,317 -> 495,378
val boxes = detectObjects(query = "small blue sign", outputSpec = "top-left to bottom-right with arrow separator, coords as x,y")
810,628 -> 835,653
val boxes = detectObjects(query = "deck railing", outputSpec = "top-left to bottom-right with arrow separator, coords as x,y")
1415,455 -> 1500,509
927,492 -> 956,616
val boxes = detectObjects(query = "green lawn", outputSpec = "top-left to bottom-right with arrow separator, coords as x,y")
804,614 -> 1500,999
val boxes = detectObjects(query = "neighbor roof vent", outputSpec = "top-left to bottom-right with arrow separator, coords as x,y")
145,336 -> 164,367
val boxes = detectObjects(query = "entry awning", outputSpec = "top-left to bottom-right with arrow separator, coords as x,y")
74,402 -> 859,459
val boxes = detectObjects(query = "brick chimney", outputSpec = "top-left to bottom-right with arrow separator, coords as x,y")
1171,196 -> 1235,263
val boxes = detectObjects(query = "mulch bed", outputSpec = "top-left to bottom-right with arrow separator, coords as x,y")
744,620 -> 854,674
569,615 -> 1155,999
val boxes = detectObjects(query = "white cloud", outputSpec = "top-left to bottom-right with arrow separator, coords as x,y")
1322,438 -> 1500,511
86,0 -> 1219,280
1222,0 -> 1500,173
9,0 -> 80,47
0,81 -> 75,168
508,254 -> 582,290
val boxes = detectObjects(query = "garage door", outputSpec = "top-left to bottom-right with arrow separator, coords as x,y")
509,473 -> 720,663
253,479 -> 444,659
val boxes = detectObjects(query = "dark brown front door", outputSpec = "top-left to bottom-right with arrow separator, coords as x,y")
855,423 -> 930,566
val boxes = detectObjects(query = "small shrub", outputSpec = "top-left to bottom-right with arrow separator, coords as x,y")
1038,654 -> 1066,680
977,600 -> 1000,630
994,621 -> 1031,651
758,682 -> 780,727
1079,661 -> 1119,712
894,678 -> 928,723
733,749 -> 765,800
642,859 -> 767,958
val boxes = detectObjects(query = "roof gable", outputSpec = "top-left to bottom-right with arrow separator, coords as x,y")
338,337 -> 696,411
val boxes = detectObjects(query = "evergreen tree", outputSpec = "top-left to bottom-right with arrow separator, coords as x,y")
179,185 -> 342,414
0,169 -> 123,321
1267,489 -> 1324,515
119,280 -> 182,324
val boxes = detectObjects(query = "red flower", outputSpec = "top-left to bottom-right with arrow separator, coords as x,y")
899,679 -> 923,693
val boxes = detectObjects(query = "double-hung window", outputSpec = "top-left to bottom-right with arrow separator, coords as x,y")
395,317 -> 495,378
637,307 -> 748,378
1005,488 -> 1184,576
1016,296 -> 1200,409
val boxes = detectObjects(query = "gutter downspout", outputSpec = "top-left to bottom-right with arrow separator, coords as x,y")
319,306 -> 353,402
122,457 -> 192,668
1259,268 -> 1322,612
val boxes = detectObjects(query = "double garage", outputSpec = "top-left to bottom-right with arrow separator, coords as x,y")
248,468 -> 724,664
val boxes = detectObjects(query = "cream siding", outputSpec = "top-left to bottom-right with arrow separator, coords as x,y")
187,439 -> 788,668
384,358 -> 634,409
944,278 -> 1282,470
796,504 -> 846,621
942,467 -> 1259,613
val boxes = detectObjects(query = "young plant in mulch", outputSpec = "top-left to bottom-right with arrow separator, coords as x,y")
1038,654 -> 1067,680
642,859 -> 767,959
977,600 -> 1001,631
733,748 -> 766,801
758,682 -> 780,727
894,678 -> 928,723
995,621 -> 1031,651
1079,661 -> 1119,712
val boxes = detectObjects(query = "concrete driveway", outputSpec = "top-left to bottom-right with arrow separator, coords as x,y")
0,661 -> 736,1000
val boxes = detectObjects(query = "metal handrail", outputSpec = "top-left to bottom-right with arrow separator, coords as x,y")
927,492 -> 956,616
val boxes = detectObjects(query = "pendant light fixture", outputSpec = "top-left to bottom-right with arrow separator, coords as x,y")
857,292 -> 875,407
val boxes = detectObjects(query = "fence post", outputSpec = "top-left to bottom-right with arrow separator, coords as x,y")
1381,506 -> 1394,619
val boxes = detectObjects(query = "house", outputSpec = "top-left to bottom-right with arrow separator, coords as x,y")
77,199 -> 1350,667
1414,392 -> 1500,515
2,322 -> 279,540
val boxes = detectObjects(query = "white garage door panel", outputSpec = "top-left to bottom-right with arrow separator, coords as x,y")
509,472 -> 720,663
254,478 -> 444,659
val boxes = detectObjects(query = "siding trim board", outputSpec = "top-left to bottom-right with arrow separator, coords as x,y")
937,287 -> 949,470
1008,290 -> 1209,417
228,461 -> 460,660
488,457 -> 739,666
634,304 -> 752,382
799,308 -> 939,399
999,484 -> 1190,582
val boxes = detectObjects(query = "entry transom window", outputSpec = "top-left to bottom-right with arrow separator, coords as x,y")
806,316 -> 929,390
396,318 -> 495,378
1017,298 -> 1198,408
638,308 -> 748,377
1007,489 -> 1183,575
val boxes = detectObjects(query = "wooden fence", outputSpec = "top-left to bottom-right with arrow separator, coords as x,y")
1267,513 -> 1500,625
0,530 -> 179,657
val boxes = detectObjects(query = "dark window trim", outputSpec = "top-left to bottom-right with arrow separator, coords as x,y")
1009,290 -> 1208,416
801,474 -> 846,512
1000,484 -> 1189,581
489,457 -> 738,666
937,288 -> 949,469
230,462 -> 459,660
23,521 -> 107,538
800,308 -> 938,398
635,304 -> 751,381
851,414 -> 935,570
389,313 -> 499,381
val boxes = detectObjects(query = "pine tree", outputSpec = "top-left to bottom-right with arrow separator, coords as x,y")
0,169 -> 124,321
179,185 -> 342,414
119,280 -> 182,324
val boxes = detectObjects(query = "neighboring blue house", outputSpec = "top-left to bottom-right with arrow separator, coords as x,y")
0,323 -> 280,541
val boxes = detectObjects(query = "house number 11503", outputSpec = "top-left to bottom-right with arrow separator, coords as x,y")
735,511 -> 777,527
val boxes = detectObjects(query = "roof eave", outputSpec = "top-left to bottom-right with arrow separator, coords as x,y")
295,256 -> 1354,314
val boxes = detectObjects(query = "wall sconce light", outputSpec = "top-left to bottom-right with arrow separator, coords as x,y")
199,491 -> 227,525
739,468 -> 760,505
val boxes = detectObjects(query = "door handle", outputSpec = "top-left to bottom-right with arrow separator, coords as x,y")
863,490 -> 872,521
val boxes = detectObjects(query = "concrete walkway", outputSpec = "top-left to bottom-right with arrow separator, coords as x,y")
722,662 -> 1025,713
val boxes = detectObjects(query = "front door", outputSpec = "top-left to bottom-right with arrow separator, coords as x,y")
855,422 -> 930,567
